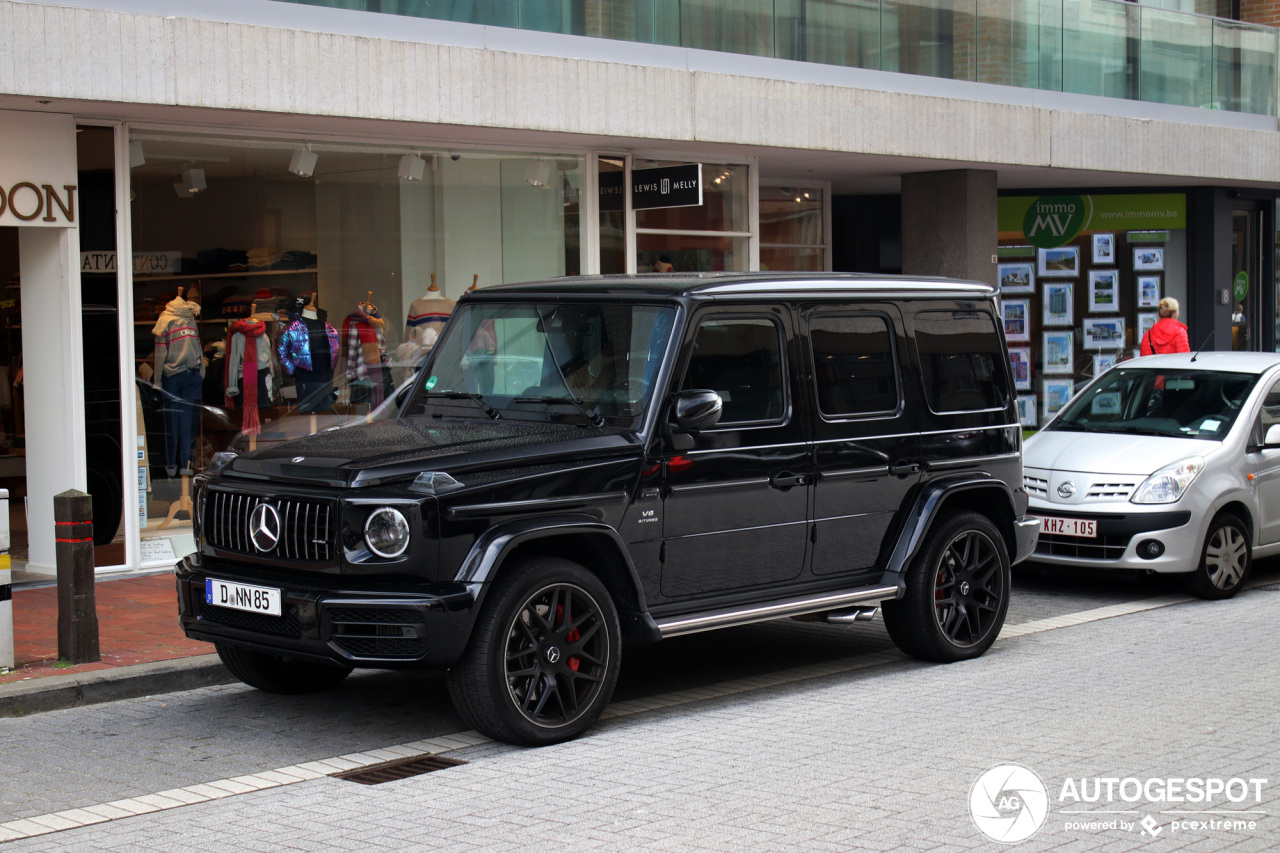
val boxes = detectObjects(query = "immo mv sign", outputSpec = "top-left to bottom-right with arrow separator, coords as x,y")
999,194 -> 1188,248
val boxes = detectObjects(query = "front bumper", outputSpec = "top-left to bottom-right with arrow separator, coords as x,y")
1012,515 -> 1040,565
1025,504 -> 1196,573
176,557 -> 478,669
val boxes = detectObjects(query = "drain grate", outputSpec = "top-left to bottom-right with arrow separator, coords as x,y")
333,754 -> 468,785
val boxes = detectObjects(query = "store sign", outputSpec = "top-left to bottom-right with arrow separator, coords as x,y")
0,111 -> 78,228
80,251 -> 183,275
1234,271 -> 1249,302
999,194 -> 1187,248
599,164 -> 703,212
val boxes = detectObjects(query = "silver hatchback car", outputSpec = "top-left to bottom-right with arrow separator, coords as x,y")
1023,352 -> 1280,599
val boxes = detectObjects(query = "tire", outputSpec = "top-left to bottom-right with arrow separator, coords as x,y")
215,643 -> 352,695
1183,514 -> 1251,600
882,511 -> 1011,663
447,557 -> 621,746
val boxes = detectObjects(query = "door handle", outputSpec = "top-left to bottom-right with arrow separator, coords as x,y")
889,461 -> 921,477
770,473 -> 807,489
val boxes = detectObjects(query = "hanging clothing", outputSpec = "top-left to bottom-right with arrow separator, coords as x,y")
225,319 -> 271,436
404,295 -> 455,350
152,296 -> 205,385
278,313 -> 340,412
342,309 -> 389,408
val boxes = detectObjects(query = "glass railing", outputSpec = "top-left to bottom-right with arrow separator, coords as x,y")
274,0 -> 1279,115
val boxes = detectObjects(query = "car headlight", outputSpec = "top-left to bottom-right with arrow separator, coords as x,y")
364,507 -> 411,558
1131,457 -> 1204,504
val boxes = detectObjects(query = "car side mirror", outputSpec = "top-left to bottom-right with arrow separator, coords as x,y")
671,389 -> 723,432
1265,424 -> 1280,447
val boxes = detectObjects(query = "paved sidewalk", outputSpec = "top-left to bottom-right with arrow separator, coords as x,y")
0,573 -> 227,714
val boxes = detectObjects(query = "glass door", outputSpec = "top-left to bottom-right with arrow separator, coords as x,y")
1231,208 -> 1263,351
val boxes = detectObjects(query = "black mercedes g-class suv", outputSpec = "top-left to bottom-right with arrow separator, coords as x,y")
177,273 -> 1039,745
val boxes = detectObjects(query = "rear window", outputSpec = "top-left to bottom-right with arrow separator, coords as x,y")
914,310 -> 1009,413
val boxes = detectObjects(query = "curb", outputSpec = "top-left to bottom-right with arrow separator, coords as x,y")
0,655 -> 235,717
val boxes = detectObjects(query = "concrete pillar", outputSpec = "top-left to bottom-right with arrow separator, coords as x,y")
901,169 -> 998,286
19,225 -> 87,574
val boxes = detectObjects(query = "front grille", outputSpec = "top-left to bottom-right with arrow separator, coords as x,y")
328,608 -> 425,625
194,595 -> 304,637
1035,532 -> 1132,561
1024,475 -> 1048,497
1084,480 -> 1139,502
204,490 -> 336,562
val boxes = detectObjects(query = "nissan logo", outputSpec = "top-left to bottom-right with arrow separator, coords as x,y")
248,503 -> 282,553
1057,482 -> 1077,498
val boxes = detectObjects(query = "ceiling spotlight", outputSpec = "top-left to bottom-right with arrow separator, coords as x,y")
398,153 -> 426,182
289,145 -> 317,178
128,141 -> 145,168
183,167 -> 206,193
524,161 -> 551,188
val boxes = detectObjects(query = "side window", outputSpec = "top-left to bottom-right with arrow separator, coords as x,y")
914,310 -> 1009,413
683,318 -> 785,425
1260,378 -> 1280,435
809,314 -> 899,417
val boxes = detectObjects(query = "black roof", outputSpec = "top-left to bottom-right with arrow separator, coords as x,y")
472,272 -> 995,299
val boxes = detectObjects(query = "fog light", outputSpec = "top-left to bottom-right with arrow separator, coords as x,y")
1137,539 -> 1165,560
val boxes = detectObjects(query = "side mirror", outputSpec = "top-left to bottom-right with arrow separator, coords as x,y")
1265,423 -> 1280,447
671,389 -> 723,432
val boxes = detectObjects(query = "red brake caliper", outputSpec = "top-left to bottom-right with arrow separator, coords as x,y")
556,603 -> 582,671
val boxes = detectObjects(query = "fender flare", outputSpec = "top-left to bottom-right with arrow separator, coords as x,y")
880,474 -> 1019,586
454,514 -> 654,634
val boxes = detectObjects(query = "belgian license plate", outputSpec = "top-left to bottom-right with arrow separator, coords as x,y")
1037,516 -> 1097,538
205,578 -> 282,616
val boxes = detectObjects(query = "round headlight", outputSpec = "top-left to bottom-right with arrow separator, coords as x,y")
364,507 -> 411,558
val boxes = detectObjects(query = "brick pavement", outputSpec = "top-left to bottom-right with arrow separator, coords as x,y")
2,573 -> 211,684
0,582 -> 1276,851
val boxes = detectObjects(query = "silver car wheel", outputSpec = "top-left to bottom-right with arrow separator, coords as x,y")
1205,524 -> 1248,590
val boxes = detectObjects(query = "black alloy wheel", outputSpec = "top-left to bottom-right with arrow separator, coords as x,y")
883,511 -> 1010,662
448,557 -> 621,746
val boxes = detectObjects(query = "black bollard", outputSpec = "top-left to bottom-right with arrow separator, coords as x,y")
55,489 -> 99,664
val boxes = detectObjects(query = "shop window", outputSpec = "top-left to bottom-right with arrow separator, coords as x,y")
635,160 -> 751,273
760,183 -> 829,272
128,129 -> 582,561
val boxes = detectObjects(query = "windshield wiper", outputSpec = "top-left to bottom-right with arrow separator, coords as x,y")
423,390 -> 502,420
514,395 -> 605,427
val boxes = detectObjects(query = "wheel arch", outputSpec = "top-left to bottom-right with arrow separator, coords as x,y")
1211,499 -> 1254,542
455,515 -> 657,641
882,475 -> 1018,587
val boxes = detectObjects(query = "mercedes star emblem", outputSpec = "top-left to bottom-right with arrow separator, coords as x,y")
292,456 -> 306,463
1057,482 -> 1077,498
248,503 -> 282,553
545,647 -> 562,664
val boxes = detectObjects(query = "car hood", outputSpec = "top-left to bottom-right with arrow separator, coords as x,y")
1024,429 -> 1211,477
222,417 -> 641,487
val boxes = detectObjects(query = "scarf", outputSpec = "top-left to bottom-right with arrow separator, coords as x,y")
226,319 -> 267,435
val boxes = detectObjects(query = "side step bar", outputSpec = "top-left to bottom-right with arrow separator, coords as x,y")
655,585 -> 899,638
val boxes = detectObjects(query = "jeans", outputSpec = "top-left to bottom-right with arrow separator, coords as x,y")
161,369 -> 202,475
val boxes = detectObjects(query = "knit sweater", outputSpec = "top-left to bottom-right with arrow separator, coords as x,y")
151,296 -> 205,385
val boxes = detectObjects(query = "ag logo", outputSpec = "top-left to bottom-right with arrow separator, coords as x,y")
1023,195 -> 1089,249
969,763 -> 1049,844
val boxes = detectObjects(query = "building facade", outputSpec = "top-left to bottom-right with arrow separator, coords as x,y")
1,0 -> 1279,575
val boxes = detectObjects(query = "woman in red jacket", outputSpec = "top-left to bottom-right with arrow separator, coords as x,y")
1140,297 -> 1190,355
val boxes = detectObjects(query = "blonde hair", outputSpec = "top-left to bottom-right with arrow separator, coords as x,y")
1158,297 -> 1179,319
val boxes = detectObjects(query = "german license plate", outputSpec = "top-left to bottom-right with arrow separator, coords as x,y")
1037,516 -> 1097,538
205,578 -> 282,616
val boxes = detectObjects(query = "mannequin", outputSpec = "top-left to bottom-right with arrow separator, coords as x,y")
342,291 -> 390,407
398,273 -> 455,381
278,295 -> 339,414
153,283 -> 203,529
152,283 -> 204,478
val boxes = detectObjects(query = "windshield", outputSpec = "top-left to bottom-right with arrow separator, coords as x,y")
411,301 -> 677,425
1049,367 -> 1258,440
